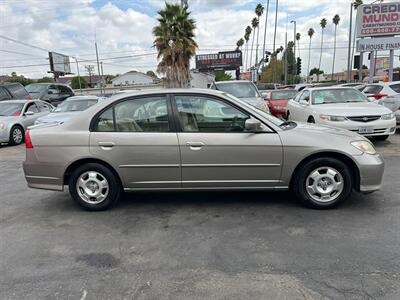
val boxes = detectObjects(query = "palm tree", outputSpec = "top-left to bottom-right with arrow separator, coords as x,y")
236,38 -> 244,51
244,26 -> 252,70
307,28 -> 315,83
153,3 -> 197,88
254,3 -> 264,66
296,32 -> 301,58
331,14 -> 340,81
318,18 -> 327,82
249,17 -> 259,69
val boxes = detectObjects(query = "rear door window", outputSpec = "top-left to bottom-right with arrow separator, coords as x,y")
0,87 -> 11,100
363,85 -> 383,94
389,83 -> 400,93
7,84 -> 28,98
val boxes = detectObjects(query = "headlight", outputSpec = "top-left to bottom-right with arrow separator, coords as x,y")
351,141 -> 376,155
0,123 -> 4,130
319,114 -> 347,121
381,113 -> 395,120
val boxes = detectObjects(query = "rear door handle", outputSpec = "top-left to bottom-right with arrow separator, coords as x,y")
98,142 -> 115,150
186,142 -> 205,150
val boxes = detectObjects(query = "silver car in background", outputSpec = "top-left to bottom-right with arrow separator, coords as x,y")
0,100 -> 53,145
23,89 -> 384,211
378,95 -> 400,128
210,80 -> 270,113
35,96 -> 103,125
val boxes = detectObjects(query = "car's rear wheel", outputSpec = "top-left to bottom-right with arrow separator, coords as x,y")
69,163 -> 121,211
292,157 -> 353,209
9,125 -> 24,145
373,135 -> 389,141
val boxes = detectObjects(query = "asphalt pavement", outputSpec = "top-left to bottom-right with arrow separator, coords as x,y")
0,135 -> 400,299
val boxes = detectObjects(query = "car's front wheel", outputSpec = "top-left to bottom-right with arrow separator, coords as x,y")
292,157 -> 353,209
9,125 -> 24,145
69,163 -> 121,211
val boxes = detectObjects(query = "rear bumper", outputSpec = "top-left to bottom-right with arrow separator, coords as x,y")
353,153 -> 385,192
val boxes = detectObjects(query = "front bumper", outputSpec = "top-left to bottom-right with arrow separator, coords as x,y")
319,118 -> 397,136
353,153 -> 385,192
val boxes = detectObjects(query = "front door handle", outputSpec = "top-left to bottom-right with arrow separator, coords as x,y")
98,142 -> 115,150
186,142 -> 205,151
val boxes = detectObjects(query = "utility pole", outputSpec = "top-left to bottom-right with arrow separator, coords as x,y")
272,0 -> 278,83
84,65 -> 95,87
100,61 -> 104,93
94,30 -> 102,94
291,20 -> 297,83
346,2 -> 353,83
284,13 -> 288,85
262,0 -> 270,69
74,57 -> 82,94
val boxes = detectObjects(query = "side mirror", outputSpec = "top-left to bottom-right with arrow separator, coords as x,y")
245,118 -> 264,132
25,111 -> 35,116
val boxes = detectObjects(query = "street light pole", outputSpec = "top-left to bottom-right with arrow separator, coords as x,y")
262,0 -> 270,69
291,20 -> 296,84
272,0 -> 278,83
346,2 -> 354,83
74,57 -> 82,94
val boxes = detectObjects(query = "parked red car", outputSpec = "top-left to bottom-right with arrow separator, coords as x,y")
262,89 -> 297,119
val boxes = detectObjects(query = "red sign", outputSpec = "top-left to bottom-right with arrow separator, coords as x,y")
196,51 -> 242,71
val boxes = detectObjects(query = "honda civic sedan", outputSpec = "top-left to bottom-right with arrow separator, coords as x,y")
286,87 -> 396,141
23,89 -> 384,211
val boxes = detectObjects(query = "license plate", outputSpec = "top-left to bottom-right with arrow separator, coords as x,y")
359,127 -> 374,134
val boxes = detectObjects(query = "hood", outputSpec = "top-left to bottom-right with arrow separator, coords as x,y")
312,102 -> 392,116
36,112 -> 78,124
292,122 -> 361,139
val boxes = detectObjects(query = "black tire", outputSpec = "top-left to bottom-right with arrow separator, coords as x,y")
292,157 -> 353,209
69,163 -> 121,211
286,111 -> 290,120
373,135 -> 389,141
9,125 -> 24,145
307,116 -> 315,123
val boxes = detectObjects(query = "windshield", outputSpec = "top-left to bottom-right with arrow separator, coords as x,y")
223,93 -> 285,127
25,84 -> 47,94
312,89 -> 368,105
271,91 -> 297,100
54,99 -> 98,113
216,82 -> 260,98
0,103 -> 24,116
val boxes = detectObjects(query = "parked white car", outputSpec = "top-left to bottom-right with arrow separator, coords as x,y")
287,87 -> 396,141
363,81 -> 400,100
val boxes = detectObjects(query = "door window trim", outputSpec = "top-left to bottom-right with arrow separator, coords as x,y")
170,93 -> 276,133
89,93 -> 176,133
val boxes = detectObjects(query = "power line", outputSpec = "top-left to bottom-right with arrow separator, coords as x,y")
0,35 -> 49,52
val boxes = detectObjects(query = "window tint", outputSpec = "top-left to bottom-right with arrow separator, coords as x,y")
175,95 -> 249,132
58,85 -> 73,95
0,87 -> 11,100
363,85 -> 383,94
299,91 -> 310,102
95,108 -> 114,132
271,90 -> 297,100
37,101 -> 52,112
26,103 -> 39,113
312,89 -> 367,105
94,96 -> 170,132
389,83 -> 400,93
7,83 -> 28,98
215,82 -> 260,98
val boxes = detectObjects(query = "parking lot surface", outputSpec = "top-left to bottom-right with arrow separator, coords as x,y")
1,135 -> 400,299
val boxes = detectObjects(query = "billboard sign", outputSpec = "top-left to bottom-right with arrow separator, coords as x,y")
357,36 -> 400,52
375,57 -> 390,77
356,2 -> 400,37
49,52 -> 71,74
195,51 -> 242,71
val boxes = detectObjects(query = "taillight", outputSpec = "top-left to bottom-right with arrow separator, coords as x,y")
26,95 -> 32,100
12,111 -> 21,116
25,130 -> 33,148
371,93 -> 388,100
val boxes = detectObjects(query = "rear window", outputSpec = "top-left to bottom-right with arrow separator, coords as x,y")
389,83 -> 400,93
271,91 -> 297,100
0,102 -> 24,116
6,83 -> 29,98
25,84 -> 47,93
0,87 -> 11,100
363,85 -> 383,94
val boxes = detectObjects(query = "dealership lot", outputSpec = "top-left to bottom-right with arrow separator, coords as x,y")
0,135 -> 400,299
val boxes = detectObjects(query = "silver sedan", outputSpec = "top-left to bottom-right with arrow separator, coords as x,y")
23,89 -> 384,211
0,100 -> 53,145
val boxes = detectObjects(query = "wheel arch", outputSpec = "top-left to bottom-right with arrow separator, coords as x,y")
289,151 -> 361,192
63,158 -> 124,188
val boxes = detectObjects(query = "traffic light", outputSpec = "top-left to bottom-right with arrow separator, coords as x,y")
296,57 -> 302,75
265,51 -> 271,63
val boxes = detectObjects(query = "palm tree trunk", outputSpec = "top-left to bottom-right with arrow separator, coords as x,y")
255,18 -> 260,68
318,29 -> 324,82
244,42 -> 248,70
250,31 -> 255,70
332,26 -> 337,81
307,37 -> 312,83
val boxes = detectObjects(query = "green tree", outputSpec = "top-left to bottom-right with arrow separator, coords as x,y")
309,67 -> 324,76
331,14 -> 341,80
71,76 -> 87,89
215,70 -> 232,81
236,38 -> 244,51
8,74 -> 34,86
249,17 -> 259,69
153,3 -> 197,88
318,18 -> 327,82
296,33 -> 301,58
307,28 -> 315,83
146,70 -> 158,78
36,77 -> 53,83
254,3 -> 264,66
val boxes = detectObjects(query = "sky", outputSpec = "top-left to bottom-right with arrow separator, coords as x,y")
0,0 -> 393,79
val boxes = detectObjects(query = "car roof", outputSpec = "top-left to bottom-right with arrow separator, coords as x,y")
107,88 -> 226,100
65,96 -> 99,101
214,80 -> 253,84
27,83 -> 70,86
0,82 -> 23,86
305,86 -> 357,92
0,99 -> 32,104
